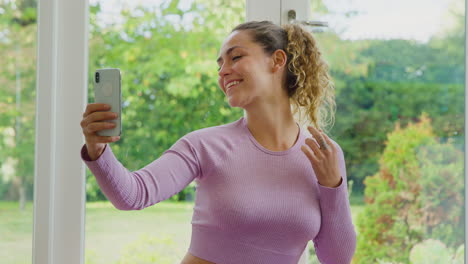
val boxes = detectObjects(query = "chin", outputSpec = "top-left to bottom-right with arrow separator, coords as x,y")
228,101 -> 240,108
227,97 -> 243,108
228,100 -> 250,112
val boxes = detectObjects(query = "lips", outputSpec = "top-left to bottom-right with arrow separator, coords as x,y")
225,79 -> 243,93
225,79 -> 243,88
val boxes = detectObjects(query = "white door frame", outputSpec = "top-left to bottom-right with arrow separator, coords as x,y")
33,0 -> 88,263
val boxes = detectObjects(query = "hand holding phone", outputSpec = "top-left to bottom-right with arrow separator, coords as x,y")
80,103 -> 120,160
93,68 -> 122,137
79,68 -> 122,160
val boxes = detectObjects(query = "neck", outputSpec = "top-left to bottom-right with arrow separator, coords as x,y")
243,104 -> 299,152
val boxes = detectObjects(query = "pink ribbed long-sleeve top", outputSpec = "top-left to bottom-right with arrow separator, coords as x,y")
81,116 -> 356,264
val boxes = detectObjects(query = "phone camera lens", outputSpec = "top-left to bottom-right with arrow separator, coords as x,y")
95,72 -> 100,83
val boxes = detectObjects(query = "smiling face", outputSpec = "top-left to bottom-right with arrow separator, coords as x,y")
216,30 -> 277,108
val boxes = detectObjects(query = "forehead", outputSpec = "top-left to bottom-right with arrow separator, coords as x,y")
217,30 -> 255,57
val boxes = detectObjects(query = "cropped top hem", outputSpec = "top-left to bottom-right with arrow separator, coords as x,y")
188,225 -> 304,264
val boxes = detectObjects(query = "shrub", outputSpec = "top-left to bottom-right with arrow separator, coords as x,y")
354,113 -> 464,263
409,239 -> 464,264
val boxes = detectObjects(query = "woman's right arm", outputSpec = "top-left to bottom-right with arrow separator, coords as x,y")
80,103 -> 201,210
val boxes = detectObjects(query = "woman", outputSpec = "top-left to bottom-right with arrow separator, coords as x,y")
80,21 -> 356,264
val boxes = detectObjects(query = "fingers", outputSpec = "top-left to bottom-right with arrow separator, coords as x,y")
81,105 -> 118,131
80,104 -> 119,142
87,135 -> 121,144
82,111 -> 118,126
302,137 -> 324,164
82,121 -> 116,138
80,104 -> 121,146
307,126 -> 322,140
307,126 -> 324,148
305,137 -> 322,155
321,132 -> 336,152
307,126 -> 334,152
301,144 -> 317,163
88,122 -> 116,133
83,103 -> 111,118
83,123 -> 120,144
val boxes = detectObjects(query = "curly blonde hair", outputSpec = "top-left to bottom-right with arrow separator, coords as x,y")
231,21 -> 336,132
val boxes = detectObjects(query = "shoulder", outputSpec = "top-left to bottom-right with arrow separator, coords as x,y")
172,117 -> 244,151
183,117 -> 244,142
168,118 -> 245,177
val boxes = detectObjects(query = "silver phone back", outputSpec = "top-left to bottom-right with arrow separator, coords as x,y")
94,68 -> 121,137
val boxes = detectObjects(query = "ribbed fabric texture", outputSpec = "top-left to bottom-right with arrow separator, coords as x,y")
81,116 -> 357,264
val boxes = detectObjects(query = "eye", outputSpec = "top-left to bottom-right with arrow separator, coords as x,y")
217,56 -> 243,72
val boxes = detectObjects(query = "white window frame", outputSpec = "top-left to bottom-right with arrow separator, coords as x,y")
32,0 -> 467,263
33,0 -> 88,263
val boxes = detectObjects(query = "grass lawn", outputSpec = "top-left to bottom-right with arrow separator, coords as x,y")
0,195 -> 365,264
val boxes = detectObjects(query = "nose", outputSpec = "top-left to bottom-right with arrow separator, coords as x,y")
218,63 -> 231,78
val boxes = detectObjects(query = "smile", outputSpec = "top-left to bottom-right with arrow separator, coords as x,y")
226,80 -> 242,92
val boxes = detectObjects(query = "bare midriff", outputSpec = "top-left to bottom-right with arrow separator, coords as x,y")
181,252 -> 216,264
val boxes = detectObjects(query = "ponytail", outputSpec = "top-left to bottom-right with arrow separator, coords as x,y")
282,23 -> 336,132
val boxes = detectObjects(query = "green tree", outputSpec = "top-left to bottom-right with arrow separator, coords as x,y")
354,113 -> 463,263
313,0 -> 464,194
86,0 -> 245,201
333,78 -> 463,192
0,0 -> 37,210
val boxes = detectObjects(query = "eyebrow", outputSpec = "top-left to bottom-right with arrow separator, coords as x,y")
216,46 -> 245,65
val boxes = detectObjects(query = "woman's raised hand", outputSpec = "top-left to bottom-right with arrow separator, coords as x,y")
80,103 -> 120,161
301,126 -> 342,188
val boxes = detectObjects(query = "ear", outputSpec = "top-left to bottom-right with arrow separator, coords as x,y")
270,49 -> 287,73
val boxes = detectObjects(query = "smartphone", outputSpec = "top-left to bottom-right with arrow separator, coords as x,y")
94,68 -> 122,137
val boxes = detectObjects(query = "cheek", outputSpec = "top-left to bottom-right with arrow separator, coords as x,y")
217,78 -> 225,93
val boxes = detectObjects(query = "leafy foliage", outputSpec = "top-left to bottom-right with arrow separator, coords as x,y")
332,79 -> 463,191
86,0 -> 245,202
0,0 -> 37,208
354,113 -> 464,263
409,239 -> 464,264
314,6 -> 464,192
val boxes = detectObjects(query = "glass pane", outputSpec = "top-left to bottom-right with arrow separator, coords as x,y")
86,0 -> 245,263
310,0 -> 465,263
0,0 -> 37,263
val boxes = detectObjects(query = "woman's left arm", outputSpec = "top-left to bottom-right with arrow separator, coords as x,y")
301,127 -> 357,264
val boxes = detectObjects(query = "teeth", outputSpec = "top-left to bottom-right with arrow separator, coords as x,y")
227,80 -> 241,89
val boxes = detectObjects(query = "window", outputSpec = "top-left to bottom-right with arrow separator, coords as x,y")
0,0 -> 37,263
310,0 -> 465,263
85,0 -> 246,263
